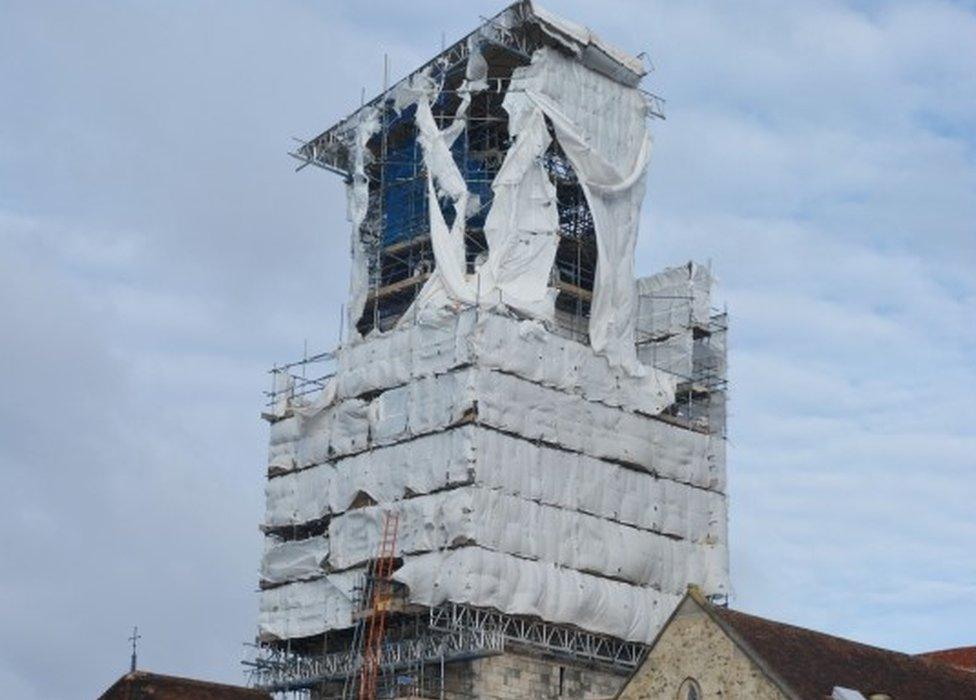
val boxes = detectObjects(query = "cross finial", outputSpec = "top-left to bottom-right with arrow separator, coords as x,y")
128,626 -> 141,673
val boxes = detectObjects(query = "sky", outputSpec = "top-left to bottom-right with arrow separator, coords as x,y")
0,1 -> 974,698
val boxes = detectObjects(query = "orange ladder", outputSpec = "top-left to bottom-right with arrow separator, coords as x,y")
357,511 -> 400,699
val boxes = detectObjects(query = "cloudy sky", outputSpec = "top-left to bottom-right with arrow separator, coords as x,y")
1,1 -> 974,697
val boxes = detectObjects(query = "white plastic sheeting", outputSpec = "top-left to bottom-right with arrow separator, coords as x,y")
267,366 -> 715,488
637,329 -> 694,379
261,536 -> 330,585
260,361 -> 726,643
390,47 -> 565,325
266,425 -> 724,540
330,310 -> 674,417
513,47 -> 651,372
258,547 -> 683,644
636,262 -> 715,335
345,39 -> 653,373
634,263 -> 718,382
527,1 -> 647,81
258,572 -> 359,642
394,547 -> 680,643
261,299 -> 726,644
475,93 -> 560,320
346,108 -> 380,340
470,427 -> 726,535
391,43 -> 484,317
327,486 -> 728,594
265,427 -> 474,528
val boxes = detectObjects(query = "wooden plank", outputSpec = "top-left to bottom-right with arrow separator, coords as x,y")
367,272 -> 431,302
382,234 -> 431,256
554,279 -> 593,301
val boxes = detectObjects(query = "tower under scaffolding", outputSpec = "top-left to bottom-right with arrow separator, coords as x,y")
249,3 -> 728,698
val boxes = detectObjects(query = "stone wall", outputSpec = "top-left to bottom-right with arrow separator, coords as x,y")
443,651 -> 627,699
616,598 -> 784,700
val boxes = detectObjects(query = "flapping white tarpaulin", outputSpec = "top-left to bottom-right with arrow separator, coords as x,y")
512,47 -> 652,373
475,94 -> 560,319
342,37 -> 653,372
346,108 -> 380,339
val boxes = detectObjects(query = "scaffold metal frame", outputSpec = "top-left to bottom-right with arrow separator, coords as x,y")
429,602 -> 647,669
246,602 -> 643,693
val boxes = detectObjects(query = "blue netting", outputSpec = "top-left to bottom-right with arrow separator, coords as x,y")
452,135 -> 495,232
381,105 -> 427,245
379,100 -> 498,246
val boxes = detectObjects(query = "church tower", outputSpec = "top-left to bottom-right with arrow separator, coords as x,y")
250,3 -> 729,697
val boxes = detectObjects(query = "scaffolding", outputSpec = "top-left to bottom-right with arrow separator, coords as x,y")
245,602 -> 642,697
288,0 -> 664,339
252,5 -> 727,699
634,264 -> 729,436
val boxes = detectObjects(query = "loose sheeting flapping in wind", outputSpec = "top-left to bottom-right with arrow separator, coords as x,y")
344,44 -> 653,372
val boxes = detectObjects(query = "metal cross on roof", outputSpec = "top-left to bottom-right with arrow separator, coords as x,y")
128,625 -> 141,673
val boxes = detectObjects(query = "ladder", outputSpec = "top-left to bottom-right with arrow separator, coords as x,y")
357,511 -> 400,700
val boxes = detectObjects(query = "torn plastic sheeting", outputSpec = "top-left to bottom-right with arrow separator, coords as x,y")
257,571 -> 360,642
637,329 -> 694,379
265,425 -> 724,544
327,486 -> 728,595
261,536 -> 330,585
345,108 -> 381,341
330,309 -> 675,417
474,95 -> 560,321
393,546 -> 681,644
376,41 -> 652,377
528,1 -> 646,81
264,427 -> 474,528
391,61 -> 479,317
512,47 -> 651,373
268,366 -> 714,489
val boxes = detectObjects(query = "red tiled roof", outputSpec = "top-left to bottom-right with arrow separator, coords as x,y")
711,606 -> 976,700
918,646 -> 976,673
98,671 -> 271,700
